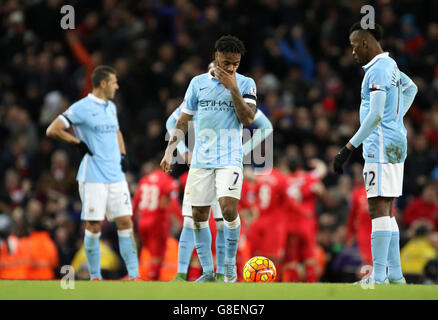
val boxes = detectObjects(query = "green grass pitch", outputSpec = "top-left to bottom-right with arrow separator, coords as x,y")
1,280 -> 437,300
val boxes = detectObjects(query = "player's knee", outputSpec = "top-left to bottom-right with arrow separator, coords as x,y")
368,211 -> 378,220
192,207 -> 209,222
368,198 -> 388,220
86,221 -> 102,233
221,205 -> 237,222
115,216 -> 133,230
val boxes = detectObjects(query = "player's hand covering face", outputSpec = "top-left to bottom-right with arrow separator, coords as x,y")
214,52 -> 240,90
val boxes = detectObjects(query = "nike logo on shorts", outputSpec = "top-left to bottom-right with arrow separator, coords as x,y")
228,187 -> 238,191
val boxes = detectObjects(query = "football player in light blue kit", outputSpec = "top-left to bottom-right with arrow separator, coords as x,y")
46,66 -> 139,280
167,64 -> 273,281
334,23 -> 417,285
161,35 -> 257,282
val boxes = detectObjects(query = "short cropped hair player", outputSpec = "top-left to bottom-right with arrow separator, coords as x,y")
46,65 -> 139,280
334,23 -> 418,284
167,61 -> 273,281
161,35 -> 257,282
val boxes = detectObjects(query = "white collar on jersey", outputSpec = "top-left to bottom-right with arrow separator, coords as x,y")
362,52 -> 389,70
88,93 -> 108,105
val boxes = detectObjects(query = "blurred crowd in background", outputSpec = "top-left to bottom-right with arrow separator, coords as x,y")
1,0 -> 438,283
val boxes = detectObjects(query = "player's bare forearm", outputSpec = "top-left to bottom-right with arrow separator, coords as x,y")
214,66 -> 255,125
229,87 -> 256,126
46,118 -> 80,144
49,130 -> 79,144
161,113 -> 192,173
117,130 -> 126,154
165,113 -> 190,153
161,114 -> 190,173
160,112 -> 193,173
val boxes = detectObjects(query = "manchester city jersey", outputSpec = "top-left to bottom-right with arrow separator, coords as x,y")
180,71 -> 257,168
62,94 -> 125,183
360,52 -> 407,164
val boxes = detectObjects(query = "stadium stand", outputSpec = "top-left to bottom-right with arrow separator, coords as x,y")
0,0 -> 438,283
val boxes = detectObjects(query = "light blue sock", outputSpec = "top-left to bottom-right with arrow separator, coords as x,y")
118,229 -> 139,280
370,216 -> 392,283
371,230 -> 392,283
177,223 -> 195,274
387,217 -> 403,281
84,230 -> 102,280
193,221 -> 214,274
223,216 -> 241,264
215,220 -> 225,274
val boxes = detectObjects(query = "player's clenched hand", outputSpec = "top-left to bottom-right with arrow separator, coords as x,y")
214,66 -> 237,91
160,151 -> 173,173
76,140 -> 93,157
333,146 -> 353,174
121,154 -> 129,172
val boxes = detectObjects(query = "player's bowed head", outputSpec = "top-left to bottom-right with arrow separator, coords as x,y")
212,35 -> 255,126
349,22 -> 384,65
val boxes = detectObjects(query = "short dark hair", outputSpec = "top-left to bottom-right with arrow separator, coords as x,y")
215,35 -> 246,55
349,22 -> 383,41
91,65 -> 116,88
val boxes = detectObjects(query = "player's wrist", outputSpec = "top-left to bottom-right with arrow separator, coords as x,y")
340,146 -> 353,158
346,142 -> 355,151
121,153 -> 129,172
229,86 -> 240,95
333,145 -> 353,174
75,140 -> 93,156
